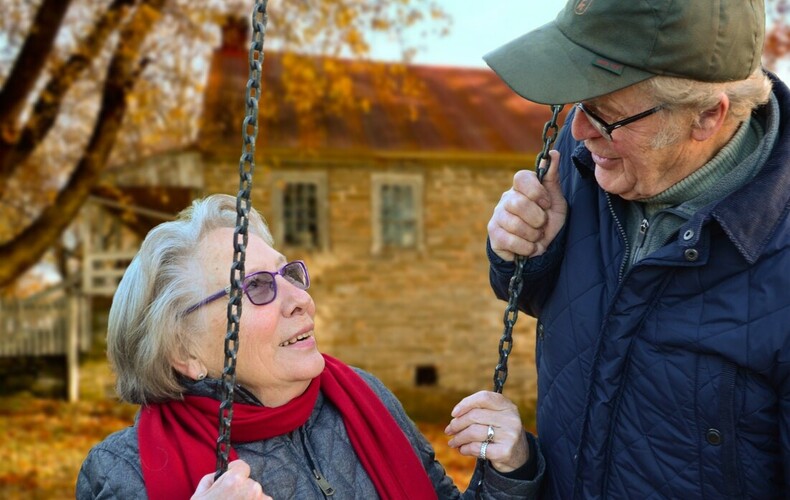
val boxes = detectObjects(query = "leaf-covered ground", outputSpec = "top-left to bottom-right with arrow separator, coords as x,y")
0,361 -> 476,499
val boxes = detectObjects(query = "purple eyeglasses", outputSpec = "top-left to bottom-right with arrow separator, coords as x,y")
184,261 -> 310,315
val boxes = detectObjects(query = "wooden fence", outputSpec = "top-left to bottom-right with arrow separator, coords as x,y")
0,281 -> 89,401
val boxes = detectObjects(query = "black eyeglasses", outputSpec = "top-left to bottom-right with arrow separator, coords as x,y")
184,261 -> 310,315
576,102 -> 663,141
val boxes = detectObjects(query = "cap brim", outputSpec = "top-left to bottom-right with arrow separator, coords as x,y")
483,22 -> 655,105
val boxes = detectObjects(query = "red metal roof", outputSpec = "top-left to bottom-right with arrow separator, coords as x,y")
200,48 -> 567,156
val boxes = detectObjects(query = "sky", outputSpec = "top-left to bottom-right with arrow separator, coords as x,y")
369,0 -> 567,67
368,0 -> 790,79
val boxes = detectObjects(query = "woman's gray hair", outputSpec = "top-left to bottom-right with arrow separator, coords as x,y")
107,194 -> 273,404
640,67 -> 773,148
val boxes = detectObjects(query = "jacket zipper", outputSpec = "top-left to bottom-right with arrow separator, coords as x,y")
312,469 -> 335,496
605,193 -> 630,282
299,427 -> 336,497
631,218 -> 650,264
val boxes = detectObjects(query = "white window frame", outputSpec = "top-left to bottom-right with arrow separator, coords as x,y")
271,171 -> 329,251
371,172 -> 424,254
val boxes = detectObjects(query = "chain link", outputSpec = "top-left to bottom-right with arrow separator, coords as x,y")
491,104 -> 563,394
215,0 -> 268,478
476,104 -> 563,498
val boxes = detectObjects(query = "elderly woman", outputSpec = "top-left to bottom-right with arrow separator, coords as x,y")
77,194 -> 542,499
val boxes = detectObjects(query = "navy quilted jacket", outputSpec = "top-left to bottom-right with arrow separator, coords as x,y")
489,76 -> 790,499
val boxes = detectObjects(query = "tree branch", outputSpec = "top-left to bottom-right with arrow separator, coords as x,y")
0,0 -> 166,288
0,0 -> 137,197
0,0 -> 72,133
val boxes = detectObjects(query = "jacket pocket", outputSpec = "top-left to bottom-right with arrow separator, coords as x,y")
699,358 -> 742,498
535,319 -> 544,372
716,361 -> 741,497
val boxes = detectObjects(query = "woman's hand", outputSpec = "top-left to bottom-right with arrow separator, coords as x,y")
192,460 -> 272,500
445,391 -> 528,473
488,150 -> 567,261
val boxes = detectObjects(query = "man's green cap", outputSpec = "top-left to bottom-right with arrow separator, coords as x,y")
483,0 -> 765,105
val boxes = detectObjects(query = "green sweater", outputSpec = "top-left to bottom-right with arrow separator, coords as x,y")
624,95 -> 779,269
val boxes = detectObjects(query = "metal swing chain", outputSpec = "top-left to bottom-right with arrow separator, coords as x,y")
215,0 -> 269,478
491,104 -> 564,394
475,104 -> 563,498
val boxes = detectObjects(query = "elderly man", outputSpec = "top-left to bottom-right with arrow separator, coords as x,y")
485,0 -> 790,498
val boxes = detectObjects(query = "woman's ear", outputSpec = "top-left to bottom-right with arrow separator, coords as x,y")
692,93 -> 730,141
171,353 -> 207,381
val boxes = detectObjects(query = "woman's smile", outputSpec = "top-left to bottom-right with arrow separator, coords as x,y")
278,331 -> 315,348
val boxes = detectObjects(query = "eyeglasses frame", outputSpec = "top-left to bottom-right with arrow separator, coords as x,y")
576,102 -> 663,141
183,260 -> 310,315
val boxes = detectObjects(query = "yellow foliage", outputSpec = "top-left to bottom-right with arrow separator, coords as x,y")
371,19 -> 391,31
0,0 -> 451,280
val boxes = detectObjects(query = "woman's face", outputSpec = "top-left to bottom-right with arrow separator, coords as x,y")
195,227 -> 324,406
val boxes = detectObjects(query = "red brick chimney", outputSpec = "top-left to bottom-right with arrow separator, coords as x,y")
220,15 -> 248,54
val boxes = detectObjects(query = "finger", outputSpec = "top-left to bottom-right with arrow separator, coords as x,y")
456,440 -> 498,461
219,461 -> 267,499
446,393 -> 521,439
512,168 -> 553,209
451,391 -> 510,418
447,422 -> 495,448
500,194 -> 549,233
458,437 -> 528,472
226,459 -> 252,477
539,150 -> 564,200
213,460 -> 253,491
193,472 -> 215,495
488,221 -> 544,260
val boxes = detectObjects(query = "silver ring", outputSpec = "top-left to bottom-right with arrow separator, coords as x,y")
479,440 -> 489,461
486,425 -> 495,442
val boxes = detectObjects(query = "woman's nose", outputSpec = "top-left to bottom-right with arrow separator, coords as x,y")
278,275 -> 313,316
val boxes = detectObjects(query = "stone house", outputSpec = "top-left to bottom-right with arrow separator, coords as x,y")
85,21 -> 567,415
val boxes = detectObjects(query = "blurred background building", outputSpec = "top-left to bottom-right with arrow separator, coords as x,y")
72,17 -> 558,412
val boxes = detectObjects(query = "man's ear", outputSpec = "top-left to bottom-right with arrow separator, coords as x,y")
692,93 -> 730,141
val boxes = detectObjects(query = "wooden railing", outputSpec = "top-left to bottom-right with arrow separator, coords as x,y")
83,251 -> 137,296
0,282 -> 88,357
0,280 -> 89,401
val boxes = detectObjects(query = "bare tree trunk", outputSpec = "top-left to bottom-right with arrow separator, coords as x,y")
0,0 -> 137,198
0,0 -> 166,288
0,0 -> 72,131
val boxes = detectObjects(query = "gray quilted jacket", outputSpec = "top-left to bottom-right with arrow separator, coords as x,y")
76,368 -> 542,499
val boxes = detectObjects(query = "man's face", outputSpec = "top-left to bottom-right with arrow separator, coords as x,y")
571,85 -> 698,201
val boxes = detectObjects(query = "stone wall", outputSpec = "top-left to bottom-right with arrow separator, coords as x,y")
202,154 -> 538,412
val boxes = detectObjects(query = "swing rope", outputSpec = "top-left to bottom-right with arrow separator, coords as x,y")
215,0 -> 269,478
475,104 -> 564,496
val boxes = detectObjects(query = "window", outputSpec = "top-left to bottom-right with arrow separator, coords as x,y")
381,184 -> 416,246
372,173 -> 423,253
271,171 -> 328,250
283,183 -> 318,247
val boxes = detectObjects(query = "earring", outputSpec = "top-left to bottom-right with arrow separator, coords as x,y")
197,372 -> 206,380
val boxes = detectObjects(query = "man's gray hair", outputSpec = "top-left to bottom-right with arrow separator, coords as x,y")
648,67 -> 772,121
107,194 -> 273,404
643,67 -> 773,149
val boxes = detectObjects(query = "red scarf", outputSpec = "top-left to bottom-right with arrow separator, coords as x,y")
138,354 -> 437,500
